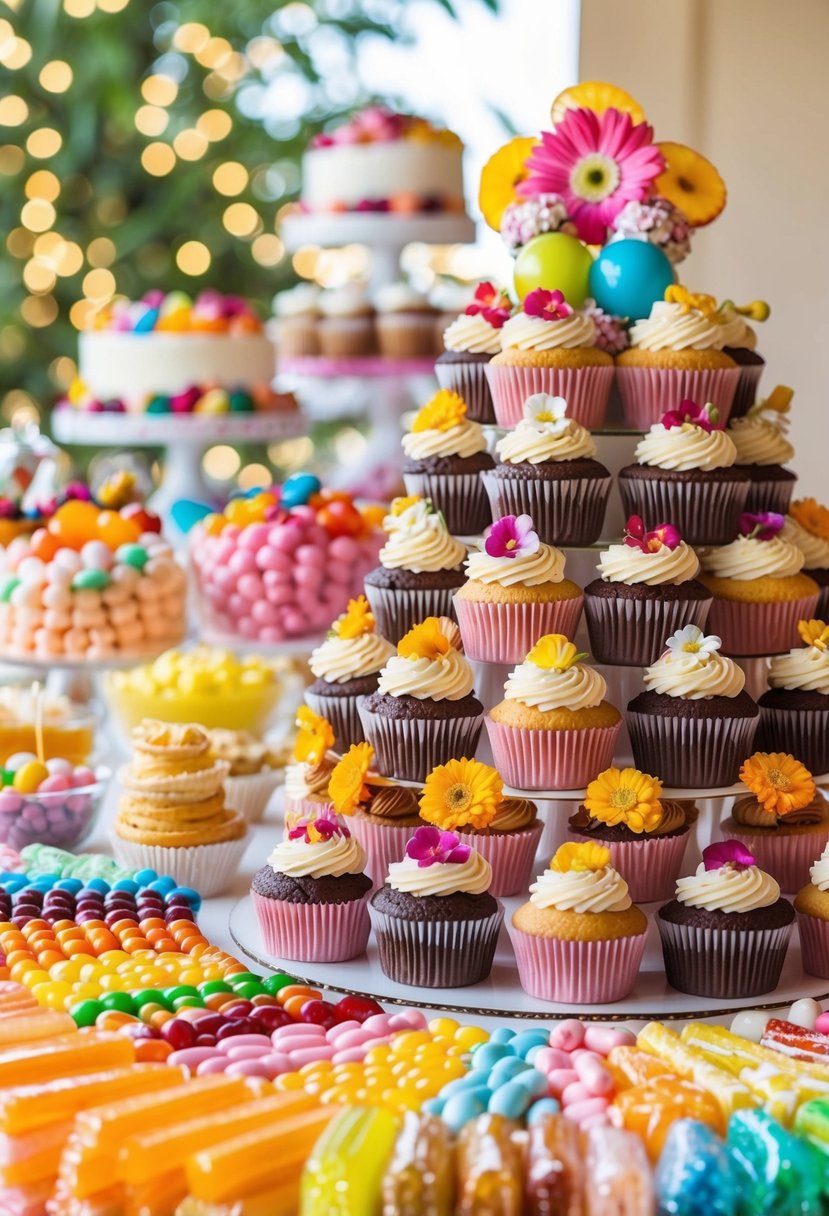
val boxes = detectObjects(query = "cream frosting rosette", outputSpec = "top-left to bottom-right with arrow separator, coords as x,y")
782,515 -> 829,570
728,418 -> 794,467
504,634 -> 606,712
643,625 -> 745,699
377,648 -> 474,701
701,534 -> 805,581
443,312 -> 503,355
809,844 -> 829,892
499,309 -> 597,353
309,595 -> 394,684
675,857 -> 779,912
378,498 -> 466,573
634,421 -> 737,472
495,393 -> 597,465
597,539 -> 700,586
386,850 -> 491,896
768,620 -> 829,694
465,537 -> 567,588
628,299 -> 727,352
268,824 -> 365,879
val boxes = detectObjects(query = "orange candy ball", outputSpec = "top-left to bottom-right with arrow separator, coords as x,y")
47,500 -> 100,549
95,510 -> 141,549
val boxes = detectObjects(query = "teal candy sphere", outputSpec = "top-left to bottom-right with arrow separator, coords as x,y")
281,473 -> 321,508
513,233 -> 592,308
588,239 -> 674,320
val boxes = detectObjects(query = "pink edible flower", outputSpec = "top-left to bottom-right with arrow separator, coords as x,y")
524,288 -> 573,323
406,825 -> 471,868
484,514 -> 540,560
623,514 -> 682,553
739,511 -> 785,541
703,840 -> 756,871
661,399 -> 721,432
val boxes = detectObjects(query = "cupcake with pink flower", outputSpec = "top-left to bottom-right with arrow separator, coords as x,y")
453,514 -> 583,664
435,282 -> 512,423
486,289 -> 614,429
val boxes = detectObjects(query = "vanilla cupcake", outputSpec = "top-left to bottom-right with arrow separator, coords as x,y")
374,282 -> 436,358
435,281 -> 512,422
273,283 -> 321,358
794,843 -> 829,977
207,728 -> 281,823
758,619 -> 829,774
727,386 -> 796,514
401,390 -> 494,534
317,284 -> 374,358
782,500 -> 829,618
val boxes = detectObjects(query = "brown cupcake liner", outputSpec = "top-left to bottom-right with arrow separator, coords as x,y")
368,904 -> 503,988
796,911 -> 829,978
252,890 -> 371,962
583,590 -> 712,667
509,924 -> 646,1004
453,595 -> 584,664
569,829 -> 689,903
718,823 -> 829,894
304,688 -> 365,753
456,822 -> 544,898
435,360 -> 495,424
815,582 -> 829,620
111,834 -> 248,898
486,718 -> 621,791
615,365 -> 740,430
744,477 -> 796,516
485,363 -> 613,430
618,472 -> 750,547
705,593 -> 820,658
480,470 -> 610,547
757,705 -> 829,776
402,470 -> 493,536
364,583 -> 459,645
357,697 -> 484,783
627,710 -> 758,789
657,917 -> 792,998
223,770 -> 281,824
727,362 -> 765,419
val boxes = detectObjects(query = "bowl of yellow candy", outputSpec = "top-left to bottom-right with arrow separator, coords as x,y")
104,646 -> 283,736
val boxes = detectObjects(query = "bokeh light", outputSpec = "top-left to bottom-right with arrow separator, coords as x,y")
203,445 -> 241,480
212,161 -> 248,195
26,129 -> 63,159
176,240 -> 211,274
223,201 -> 260,237
141,142 -> 176,175
140,74 -> 178,106
82,267 -> 116,301
135,105 -> 169,136
0,96 -> 28,126
39,60 -> 73,92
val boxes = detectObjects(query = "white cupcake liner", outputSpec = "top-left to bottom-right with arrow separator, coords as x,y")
402,470 -> 493,536
583,590 -> 712,667
223,770 -> 281,824
252,890 -> 370,962
368,903 -> 503,988
364,583 -> 460,645
357,697 -> 483,783
485,717 -> 621,791
568,829 -> 689,904
348,816 -> 416,887
705,592 -> 821,658
480,469 -> 611,547
435,359 -> 495,423
304,689 -> 366,752
110,832 -> 248,897
456,822 -> 544,898
453,594 -> 584,665
509,923 -> 646,1004
657,916 -> 793,998
618,471 -> 750,547
627,708 -> 758,789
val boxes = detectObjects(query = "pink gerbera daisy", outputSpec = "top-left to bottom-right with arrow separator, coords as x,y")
519,107 -> 665,245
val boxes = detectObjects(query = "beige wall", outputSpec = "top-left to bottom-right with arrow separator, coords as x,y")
581,0 -> 829,497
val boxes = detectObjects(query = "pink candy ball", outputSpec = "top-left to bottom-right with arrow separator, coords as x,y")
239,523 -> 270,552
71,767 -> 96,788
329,535 -> 361,562
268,523 -> 302,553
294,544 -> 325,568
228,550 -> 257,576
256,547 -> 291,573
38,774 -> 72,794
251,600 -> 280,626
237,573 -> 265,602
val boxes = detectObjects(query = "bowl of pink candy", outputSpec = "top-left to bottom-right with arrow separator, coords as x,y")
0,755 -> 111,852
190,474 -> 385,644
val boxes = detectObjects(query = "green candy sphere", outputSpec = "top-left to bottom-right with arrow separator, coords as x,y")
513,232 -> 593,308
71,999 -> 103,1027
71,568 -> 111,592
117,544 -> 149,570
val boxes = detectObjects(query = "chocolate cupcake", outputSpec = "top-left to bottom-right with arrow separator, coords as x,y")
627,625 -> 759,788
717,301 -> 768,419
727,387 -> 796,514
618,400 -> 750,547
583,516 -> 711,667
757,620 -> 829,774
657,840 -> 794,998
368,825 -> 503,988
480,394 -> 611,546
782,501 -> 829,619
358,617 -> 483,783
364,497 -> 467,644
401,390 -> 494,534
434,283 -> 512,423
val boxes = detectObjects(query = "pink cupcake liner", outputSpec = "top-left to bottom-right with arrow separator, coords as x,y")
252,890 -> 370,962
718,822 -> 829,894
364,583 -> 460,645
568,829 -> 689,904
402,470 -> 493,536
368,904 -> 503,987
484,363 -> 613,430
657,917 -> 793,998
453,595 -> 584,664
509,924 -> 646,1004
728,362 -> 765,419
455,822 -> 544,898
706,592 -> 821,658
583,590 -> 712,667
304,689 -> 366,752
224,770 -> 281,823
435,360 -> 495,424
111,834 -> 248,898
358,697 -> 483,783
618,471 -> 750,547
627,709 -> 758,789
283,793 -> 333,821
348,816 -> 416,886
480,469 -> 611,548
485,718 -> 621,791
757,705 -> 829,777
615,365 -> 740,430
796,912 -> 829,978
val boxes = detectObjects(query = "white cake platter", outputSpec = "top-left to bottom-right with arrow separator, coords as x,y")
281,212 -> 476,252
230,893 -> 829,1023
278,355 -> 437,380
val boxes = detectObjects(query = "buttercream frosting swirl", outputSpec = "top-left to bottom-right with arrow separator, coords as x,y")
628,301 -> 727,352
504,660 -> 606,712
309,633 -> 394,684
284,760 -> 333,801
732,794 -> 824,830
489,797 -> 537,833
379,510 -> 466,573
768,644 -> 829,695
810,844 -> 829,892
634,423 -> 737,471
465,540 -> 566,587
597,539 -> 700,586
268,832 -> 366,879
499,311 -> 597,352
443,313 -> 503,355
718,308 -> 758,350
386,850 -> 491,896
529,864 -> 631,913
496,419 -> 596,465
700,535 -> 805,581
377,649 -> 475,701
782,517 -> 829,569
363,785 -> 422,821
402,418 -> 487,461
728,417 -> 794,467
674,861 -> 780,912
644,649 -> 745,700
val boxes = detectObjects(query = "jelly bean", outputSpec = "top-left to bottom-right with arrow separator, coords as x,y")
548,1069 -> 580,1098
788,998 -> 822,1030
489,1057 -> 529,1084
196,1056 -> 234,1076
583,1024 -> 637,1055
527,1097 -> 561,1124
300,999 -> 339,1029
262,973 -> 297,995
473,1042 -> 514,1071
442,1091 -> 487,1134
490,1027 -> 516,1045
289,1045 -> 336,1067
71,998 -> 103,1027
488,1080 -> 534,1119
514,1068 -> 550,1098
216,1034 -> 272,1052
334,994 -> 384,1023
574,1052 -> 614,1096
160,1019 -> 197,1050
561,1081 -> 592,1107
729,1010 -> 770,1044
168,1047 -> 220,1071
529,1046 -> 571,1073
562,1096 -> 610,1125
548,1019 -> 585,1052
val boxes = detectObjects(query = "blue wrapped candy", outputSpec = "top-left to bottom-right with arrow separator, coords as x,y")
656,1119 -> 738,1215
727,1107 -> 825,1215
281,472 -> 321,509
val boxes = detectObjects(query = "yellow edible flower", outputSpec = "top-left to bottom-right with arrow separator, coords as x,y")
584,766 -> 664,835
328,742 -> 373,817
411,390 -> 468,434
419,758 -> 503,832
798,619 -> 829,652
398,617 -> 451,662
389,494 -> 422,517
332,596 -> 375,640
664,284 -> 719,319
293,706 -> 334,766
526,634 -> 586,672
550,842 -> 611,874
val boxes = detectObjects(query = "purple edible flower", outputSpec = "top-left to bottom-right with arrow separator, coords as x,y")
739,511 -> 785,541
405,825 -> 471,868
484,514 -> 540,560
703,840 -> 756,871
661,399 -> 721,432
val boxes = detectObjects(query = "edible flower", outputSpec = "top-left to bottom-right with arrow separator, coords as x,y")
798,619 -> 829,651
526,634 -> 586,671
739,751 -> 816,817
665,625 -> 721,659
331,595 -> 375,640
398,617 -> 451,662
411,390 -> 468,434
702,840 -> 756,872
584,766 -> 664,835
293,706 -> 334,766
288,815 -> 349,844
661,399 -> 720,432
550,842 -> 611,874
389,494 -> 423,517
524,288 -> 573,322
478,135 -> 539,230
419,758 -> 503,832
664,284 -> 719,319
623,515 -> 681,553
789,498 -> 829,542
523,393 -> 570,431
738,511 -> 784,541
405,824 -> 471,868
328,742 -> 374,817
465,281 -> 512,326
653,142 -> 727,227
484,514 -> 540,560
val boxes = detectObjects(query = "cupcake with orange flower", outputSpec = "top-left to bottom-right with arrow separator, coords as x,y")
727,386 -> 797,514
568,766 -> 691,903
283,706 -> 335,821
418,758 -> 542,897
435,282 -> 512,423
758,620 -> 829,775
401,390 -> 494,534
486,634 -> 621,791
486,289 -> 614,429
699,511 -> 820,657
305,596 -> 394,751
358,617 -> 484,783
718,751 -> 828,893
614,286 -> 739,429
510,842 -> 648,1004
783,500 -> 829,618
